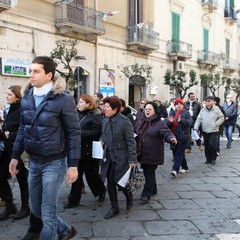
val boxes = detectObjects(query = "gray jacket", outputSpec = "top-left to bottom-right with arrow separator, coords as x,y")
194,105 -> 224,133
100,112 -> 137,183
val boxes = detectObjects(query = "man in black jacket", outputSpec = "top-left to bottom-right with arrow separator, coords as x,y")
184,92 -> 203,153
9,56 -> 81,240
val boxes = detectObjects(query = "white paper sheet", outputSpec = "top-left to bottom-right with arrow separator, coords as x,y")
117,167 -> 131,188
92,141 -> 103,159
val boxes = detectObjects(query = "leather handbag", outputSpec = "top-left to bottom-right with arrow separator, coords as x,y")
127,167 -> 145,195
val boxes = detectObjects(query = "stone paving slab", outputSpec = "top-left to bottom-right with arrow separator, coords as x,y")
158,209 -> 224,221
143,220 -> 200,235
1,135 -> 240,239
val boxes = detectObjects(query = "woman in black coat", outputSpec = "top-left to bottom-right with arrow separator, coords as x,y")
64,94 -> 106,208
0,85 -> 30,220
101,96 -> 137,219
136,102 -> 177,203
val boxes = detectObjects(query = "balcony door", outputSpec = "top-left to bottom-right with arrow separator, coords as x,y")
171,12 -> 180,53
203,28 -> 209,61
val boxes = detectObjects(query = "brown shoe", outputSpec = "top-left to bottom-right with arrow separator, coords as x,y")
185,149 -> 192,154
0,200 -> 6,207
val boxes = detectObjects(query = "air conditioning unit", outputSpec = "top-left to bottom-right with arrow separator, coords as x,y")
220,52 -> 226,59
176,61 -> 185,71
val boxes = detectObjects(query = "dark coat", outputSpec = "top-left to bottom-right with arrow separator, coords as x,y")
223,101 -> 237,126
100,112 -> 137,182
2,102 -> 21,156
121,107 -> 135,126
136,114 -> 175,165
184,100 -> 201,122
78,109 -> 102,160
12,77 -> 81,167
165,109 -> 192,143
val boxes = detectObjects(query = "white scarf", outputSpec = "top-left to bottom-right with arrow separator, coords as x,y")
33,81 -> 53,96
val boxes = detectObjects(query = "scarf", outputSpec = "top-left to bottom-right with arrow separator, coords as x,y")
33,81 -> 53,96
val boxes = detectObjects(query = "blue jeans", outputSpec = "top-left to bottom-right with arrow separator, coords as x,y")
172,141 -> 188,173
28,158 -> 70,240
224,125 -> 233,145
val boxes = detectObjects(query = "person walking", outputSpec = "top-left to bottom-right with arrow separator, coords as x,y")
165,98 -> 192,177
136,101 -> 176,203
0,85 -> 30,221
9,56 -> 81,240
119,98 -> 135,126
100,96 -> 137,219
194,96 -> 224,165
152,96 -> 168,119
64,94 -> 106,209
222,94 -> 237,148
184,92 -> 202,153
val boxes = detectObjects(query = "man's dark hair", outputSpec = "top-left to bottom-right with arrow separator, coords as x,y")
119,98 -> 126,108
95,92 -> 103,100
103,96 -> 121,113
32,56 -> 55,80
188,92 -> 194,98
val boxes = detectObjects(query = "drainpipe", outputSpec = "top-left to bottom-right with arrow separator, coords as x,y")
94,0 -> 99,93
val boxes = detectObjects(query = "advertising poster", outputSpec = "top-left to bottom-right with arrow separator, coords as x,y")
99,68 -> 115,97
1,58 -> 31,77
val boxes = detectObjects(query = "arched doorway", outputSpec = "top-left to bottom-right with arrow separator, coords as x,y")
73,67 -> 89,102
129,75 -> 146,109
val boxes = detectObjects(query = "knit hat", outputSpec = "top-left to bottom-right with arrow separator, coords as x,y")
144,101 -> 159,114
174,98 -> 184,105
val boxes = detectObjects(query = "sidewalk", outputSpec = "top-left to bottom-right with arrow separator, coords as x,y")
1,135 -> 240,240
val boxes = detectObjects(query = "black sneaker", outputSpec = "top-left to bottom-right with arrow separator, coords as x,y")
58,226 -> 77,240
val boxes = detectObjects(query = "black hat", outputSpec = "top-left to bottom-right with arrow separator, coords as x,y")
214,96 -> 220,104
204,96 -> 214,101
145,101 -> 159,114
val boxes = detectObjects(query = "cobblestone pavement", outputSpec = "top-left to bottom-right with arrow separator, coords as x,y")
1,134 -> 240,240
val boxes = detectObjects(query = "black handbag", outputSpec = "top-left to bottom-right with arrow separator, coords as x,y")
127,167 -> 145,195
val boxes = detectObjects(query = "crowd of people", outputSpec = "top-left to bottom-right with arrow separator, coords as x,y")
0,56 -> 239,240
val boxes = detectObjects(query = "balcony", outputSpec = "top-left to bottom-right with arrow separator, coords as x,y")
126,25 -> 160,54
0,0 -> 11,12
55,2 -> 106,41
223,58 -> 238,73
224,8 -> 238,25
197,50 -> 221,68
201,0 -> 218,12
166,40 -> 192,60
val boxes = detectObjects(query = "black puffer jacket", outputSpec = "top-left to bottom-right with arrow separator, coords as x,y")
12,77 -> 81,167
78,109 -> 102,159
2,102 -> 21,156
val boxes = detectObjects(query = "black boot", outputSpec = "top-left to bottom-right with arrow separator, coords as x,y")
14,190 -> 30,220
104,202 -> 119,219
14,205 -> 30,220
21,231 -> 40,240
122,188 -> 133,210
0,201 -> 17,220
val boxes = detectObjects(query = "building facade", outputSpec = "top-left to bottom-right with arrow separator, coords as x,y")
0,0 -> 239,109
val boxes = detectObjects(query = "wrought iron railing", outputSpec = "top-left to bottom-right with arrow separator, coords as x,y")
223,58 -> 238,71
166,40 -> 192,58
128,25 -> 160,48
197,50 -> 221,65
0,0 -> 11,5
55,2 -> 106,33
201,0 -> 218,9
